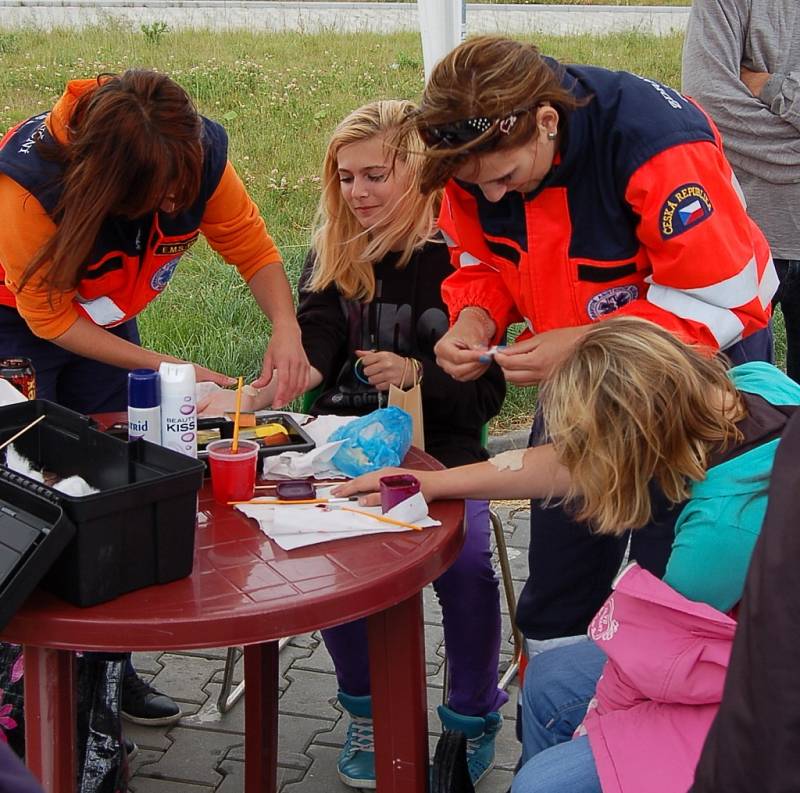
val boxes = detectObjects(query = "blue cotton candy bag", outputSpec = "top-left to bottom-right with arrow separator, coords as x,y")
329,407 -> 413,477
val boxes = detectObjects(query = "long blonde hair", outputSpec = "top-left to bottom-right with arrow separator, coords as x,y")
307,100 -> 440,301
541,318 -> 744,535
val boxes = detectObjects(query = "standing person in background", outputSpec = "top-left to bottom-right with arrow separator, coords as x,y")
683,0 -> 800,382
202,100 -> 507,789
409,35 -> 776,651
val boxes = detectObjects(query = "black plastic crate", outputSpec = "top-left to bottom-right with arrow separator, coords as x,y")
0,478 -> 75,628
0,400 -> 204,607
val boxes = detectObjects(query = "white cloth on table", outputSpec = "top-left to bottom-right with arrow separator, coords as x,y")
236,490 -> 440,551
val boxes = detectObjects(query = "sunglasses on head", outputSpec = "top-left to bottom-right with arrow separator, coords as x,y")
419,107 -> 534,149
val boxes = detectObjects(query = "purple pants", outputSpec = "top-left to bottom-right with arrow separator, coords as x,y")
321,499 -> 508,717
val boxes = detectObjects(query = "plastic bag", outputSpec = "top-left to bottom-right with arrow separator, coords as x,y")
0,643 -> 127,793
329,407 -> 413,477
77,655 -> 127,793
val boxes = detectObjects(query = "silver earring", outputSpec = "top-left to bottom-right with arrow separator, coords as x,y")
547,130 -> 558,140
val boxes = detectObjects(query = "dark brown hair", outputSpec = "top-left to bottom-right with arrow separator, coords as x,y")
22,69 -> 203,294
414,36 -> 580,193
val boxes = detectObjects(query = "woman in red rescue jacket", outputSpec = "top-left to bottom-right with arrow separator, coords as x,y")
0,70 -> 309,413
410,36 -> 777,647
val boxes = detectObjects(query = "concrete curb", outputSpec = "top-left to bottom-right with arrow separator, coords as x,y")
487,428 -> 531,455
0,2 -> 690,35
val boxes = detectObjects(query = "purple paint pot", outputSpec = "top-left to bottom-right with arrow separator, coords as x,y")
379,474 -> 421,514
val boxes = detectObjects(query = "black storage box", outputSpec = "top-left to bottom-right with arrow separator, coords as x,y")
0,400 -> 204,607
0,478 -> 75,629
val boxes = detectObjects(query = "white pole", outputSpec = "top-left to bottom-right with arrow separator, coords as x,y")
417,0 -> 463,82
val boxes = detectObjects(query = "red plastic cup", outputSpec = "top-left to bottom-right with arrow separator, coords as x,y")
379,473 -> 421,513
207,439 -> 259,504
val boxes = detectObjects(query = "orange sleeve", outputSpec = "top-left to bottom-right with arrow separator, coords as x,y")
615,140 -> 773,350
0,174 -> 79,339
437,190 -> 522,343
200,160 -> 282,282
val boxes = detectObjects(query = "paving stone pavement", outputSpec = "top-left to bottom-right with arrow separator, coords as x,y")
126,504 -> 531,793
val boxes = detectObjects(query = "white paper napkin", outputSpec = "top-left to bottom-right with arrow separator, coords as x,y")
261,439 -> 346,479
236,489 -> 440,551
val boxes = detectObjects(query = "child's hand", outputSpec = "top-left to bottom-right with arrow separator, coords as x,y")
331,466 -> 407,505
197,384 -> 260,416
354,351 -> 415,391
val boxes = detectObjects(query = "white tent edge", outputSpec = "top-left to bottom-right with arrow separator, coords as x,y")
417,0 -> 464,81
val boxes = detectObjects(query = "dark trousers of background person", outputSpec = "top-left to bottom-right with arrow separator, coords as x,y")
516,325 -> 774,641
0,306 -> 137,413
773,259 -> 800,384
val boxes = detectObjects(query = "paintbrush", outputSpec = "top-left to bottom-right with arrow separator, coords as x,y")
231,376 -> 244,453
0,414 -> 46,453
227,496 -> 359,506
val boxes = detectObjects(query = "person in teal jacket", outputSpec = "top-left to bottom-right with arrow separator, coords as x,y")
663,361 -> 799,612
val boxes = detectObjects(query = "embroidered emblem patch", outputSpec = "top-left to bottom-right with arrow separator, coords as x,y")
587,285 -> 639,320
589,597 -> 619,642
660,183 -> 713,239
150,256 -> 181,292
155,235 -> 198,257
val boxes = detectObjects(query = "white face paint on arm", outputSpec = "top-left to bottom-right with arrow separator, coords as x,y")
488,449 -> 527,471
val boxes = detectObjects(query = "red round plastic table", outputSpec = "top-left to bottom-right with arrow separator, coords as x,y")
0,444 -> 465,793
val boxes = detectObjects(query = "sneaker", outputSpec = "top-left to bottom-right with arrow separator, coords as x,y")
121,673 -> 182,726
336,692 -> 375,789
123,735 -> 139,762
437,705 -> 502,787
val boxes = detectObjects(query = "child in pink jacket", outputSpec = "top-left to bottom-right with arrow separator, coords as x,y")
510,329 -> 800,793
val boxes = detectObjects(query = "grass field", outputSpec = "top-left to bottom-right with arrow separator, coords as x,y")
0,25 -> 785,429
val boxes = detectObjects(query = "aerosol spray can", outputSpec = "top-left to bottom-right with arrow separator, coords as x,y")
159,362 -> 197,457
127,369 -> 161,443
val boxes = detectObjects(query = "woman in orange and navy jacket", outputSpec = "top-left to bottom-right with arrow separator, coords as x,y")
0,70 -> 310,414
411,37 -> 777,648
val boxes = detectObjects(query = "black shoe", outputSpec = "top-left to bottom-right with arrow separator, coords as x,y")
121,673 -> 182,726
431,730 -> 475,793
123,735 -> 139,762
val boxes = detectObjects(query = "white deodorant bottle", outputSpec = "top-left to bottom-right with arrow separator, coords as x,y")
158,362 -> 197,457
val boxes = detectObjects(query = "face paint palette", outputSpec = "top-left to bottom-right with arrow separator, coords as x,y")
196,413 -> 315,469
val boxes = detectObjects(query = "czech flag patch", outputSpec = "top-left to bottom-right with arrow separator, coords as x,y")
659,183 -> 713,239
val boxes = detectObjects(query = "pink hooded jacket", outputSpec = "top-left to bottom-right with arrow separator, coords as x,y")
581,563 -> 737,793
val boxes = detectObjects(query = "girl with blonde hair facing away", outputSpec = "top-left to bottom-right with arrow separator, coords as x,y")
337,317 -> 800,793
209,100 -> 508,789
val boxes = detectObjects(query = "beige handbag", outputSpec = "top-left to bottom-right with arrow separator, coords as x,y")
388,358 -> 425,451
